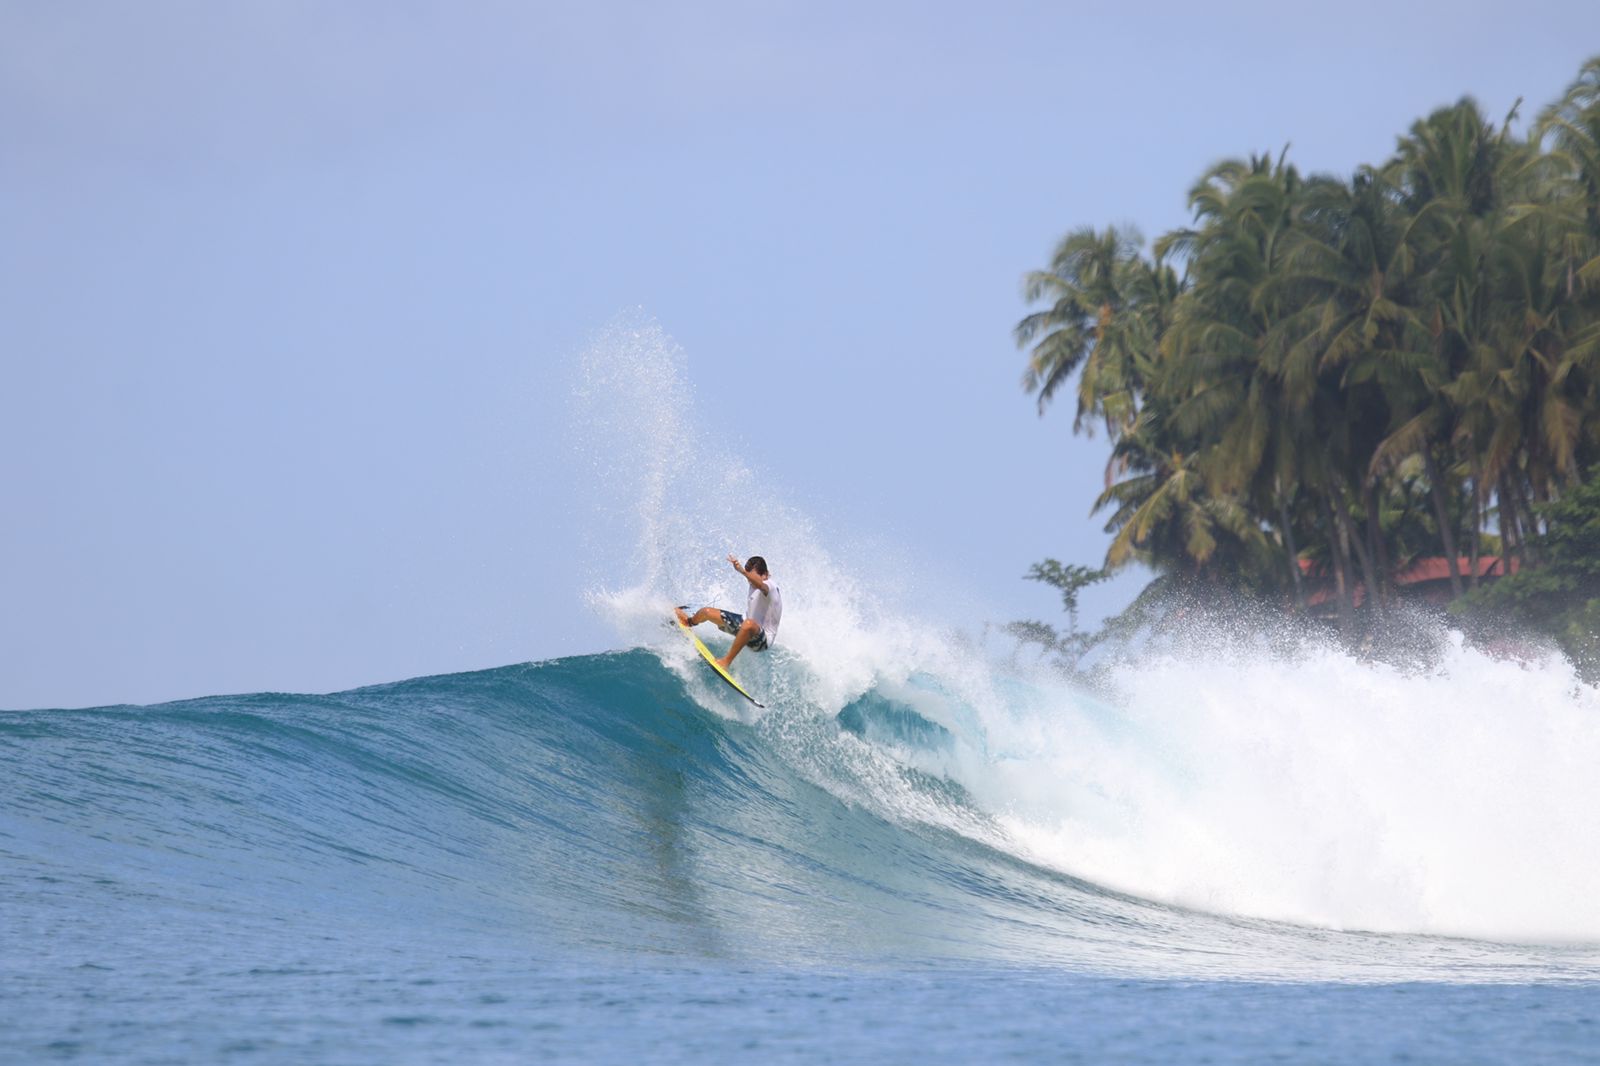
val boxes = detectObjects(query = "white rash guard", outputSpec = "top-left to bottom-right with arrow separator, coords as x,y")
747,581 -> 782,644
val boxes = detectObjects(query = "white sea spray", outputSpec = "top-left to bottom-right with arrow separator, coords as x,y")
572,316 -> 1600,945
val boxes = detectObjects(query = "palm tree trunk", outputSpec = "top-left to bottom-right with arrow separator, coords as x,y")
1498,476 -> 1516,579
1423,448 -> 1464,597
1504,470 -> 1529,560
1468,466 -> 1483,590
1318,492 -> 1355,635
1278,490 -> 1305,612
1512,474 -> 1540,567
1280,502 -> 1305,611
1364,481 -> 1390,611
1339,485 -> 1381,615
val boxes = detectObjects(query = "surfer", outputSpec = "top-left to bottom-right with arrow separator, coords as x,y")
675,554 -> 783,667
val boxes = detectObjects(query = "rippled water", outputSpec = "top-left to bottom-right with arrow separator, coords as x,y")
5,650 -> 1598,1062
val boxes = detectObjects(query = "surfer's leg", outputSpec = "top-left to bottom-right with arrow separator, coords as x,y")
717,620 -> 761,667
678,606 -> 722,628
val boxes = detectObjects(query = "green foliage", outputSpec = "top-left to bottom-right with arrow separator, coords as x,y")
1455,470 -> 1600,665
1558,599 -> 1600,677
1022,559 -> 1109,629
1003,559 -> 1111,671
1016,57 -> 1600,632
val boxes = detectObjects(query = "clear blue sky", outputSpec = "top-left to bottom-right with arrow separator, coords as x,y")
3,2 -> 1596,708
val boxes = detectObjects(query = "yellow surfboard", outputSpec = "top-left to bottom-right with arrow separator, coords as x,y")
675,618 -> 765,708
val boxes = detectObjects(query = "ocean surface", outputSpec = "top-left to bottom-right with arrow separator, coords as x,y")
5,642 -> 1600,1064
8,326 -> 1600,1062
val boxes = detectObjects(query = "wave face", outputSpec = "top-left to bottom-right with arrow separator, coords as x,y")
563,318 -> 1600,964
5,645 -> 1599,984
10,319 -> 1599,990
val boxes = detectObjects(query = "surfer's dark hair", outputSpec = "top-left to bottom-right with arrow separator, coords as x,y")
746,556 -> 768,576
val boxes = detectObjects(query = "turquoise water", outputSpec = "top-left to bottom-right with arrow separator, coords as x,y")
5,650 -> 1599,1063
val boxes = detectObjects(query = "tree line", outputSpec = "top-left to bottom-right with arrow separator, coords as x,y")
1017,58 -> 1600,636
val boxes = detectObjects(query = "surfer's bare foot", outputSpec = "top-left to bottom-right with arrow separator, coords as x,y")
715,656 -> 732,669
674,607 -> 690,626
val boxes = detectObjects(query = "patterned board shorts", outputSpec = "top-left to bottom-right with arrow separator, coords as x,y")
709,608 -> 769,652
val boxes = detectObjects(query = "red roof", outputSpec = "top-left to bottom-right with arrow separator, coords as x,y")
1395,556 -> 1518,584
1300,556 -> 1518,607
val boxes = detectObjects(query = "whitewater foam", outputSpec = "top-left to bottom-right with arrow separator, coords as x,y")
570,317 -> 1600,946
977,632 -> 1600,943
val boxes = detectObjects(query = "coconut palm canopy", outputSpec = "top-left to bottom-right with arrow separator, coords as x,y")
1019,58 -> 1600,632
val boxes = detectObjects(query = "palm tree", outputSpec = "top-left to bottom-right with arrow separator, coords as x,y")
1016,225 -> 1176,436
1532,57 -> 1600,484
1267,165 -> 1438,605
1535,57 -> 1600,274
1014,56 -> 1600,639
1390,98 -> 1537,577
1091,403 -> 1272,585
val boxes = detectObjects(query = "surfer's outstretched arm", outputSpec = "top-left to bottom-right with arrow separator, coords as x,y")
728,554 -> 771,595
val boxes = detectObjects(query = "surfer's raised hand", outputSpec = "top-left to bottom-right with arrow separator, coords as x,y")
727,553 -> 743,571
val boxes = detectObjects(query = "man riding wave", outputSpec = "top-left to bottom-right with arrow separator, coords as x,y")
675,554 -> 783,668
